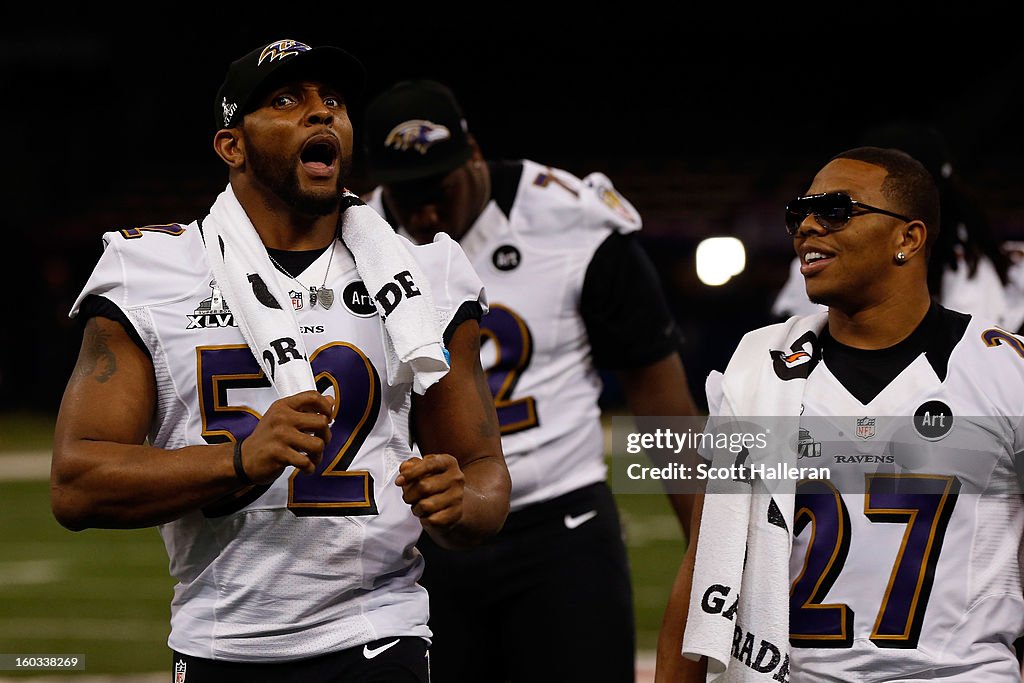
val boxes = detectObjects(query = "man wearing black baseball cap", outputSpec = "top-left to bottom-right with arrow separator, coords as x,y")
362,79 -> 700,683
214,38 -> 366,130
53,42 -> 510,683
362,79 -> 473,185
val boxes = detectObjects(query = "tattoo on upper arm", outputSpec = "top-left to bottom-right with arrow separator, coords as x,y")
78,323 -> 117,383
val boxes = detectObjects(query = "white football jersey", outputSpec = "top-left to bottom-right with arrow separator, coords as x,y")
70,221 -> 485,661
368,160 -> 643,510
789,313 -> 1024,680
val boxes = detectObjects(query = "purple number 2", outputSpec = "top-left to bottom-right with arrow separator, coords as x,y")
196,342 -> 381,517
479,304 -> 538,434
790,474 -> 960,649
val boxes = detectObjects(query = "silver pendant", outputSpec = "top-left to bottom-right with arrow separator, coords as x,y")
317,287 -> 335,310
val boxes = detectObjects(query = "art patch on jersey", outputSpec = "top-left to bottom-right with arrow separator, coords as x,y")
769,331 -> 821,380
385,119 -> 451,154
290,289 -> 304,310
491,245 -> 521,271
913,400 -> 954,441
342,280 -> 377,317
186,280 -> 237,329
856,416 -> 876,439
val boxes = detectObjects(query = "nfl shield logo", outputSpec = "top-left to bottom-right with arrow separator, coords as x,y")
289,290 -> 303,311
174,659 -> 187,683
856,417 -> 876,439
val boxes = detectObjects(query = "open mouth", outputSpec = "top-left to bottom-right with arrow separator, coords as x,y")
803,251 -> 831,264
300,136 -> 339,176
801,249 -> 835,274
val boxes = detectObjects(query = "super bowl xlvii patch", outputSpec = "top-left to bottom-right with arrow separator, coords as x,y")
186,280 -> 237,329
797,428 -> 822,459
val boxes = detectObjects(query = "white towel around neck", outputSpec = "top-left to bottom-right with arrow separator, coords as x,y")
681,312 -> 828,682
201,184 -> 449,398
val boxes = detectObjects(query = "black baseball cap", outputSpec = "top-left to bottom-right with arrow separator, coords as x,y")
214,39 -> 366,130
363,80 -> 473,184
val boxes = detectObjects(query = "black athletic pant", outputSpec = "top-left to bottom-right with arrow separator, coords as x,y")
171,636 -> 429,682
417,481 -> 635,682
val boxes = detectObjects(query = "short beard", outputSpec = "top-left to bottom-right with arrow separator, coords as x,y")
247,145 -> 351,217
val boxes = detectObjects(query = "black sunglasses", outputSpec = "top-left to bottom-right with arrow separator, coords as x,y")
784,192 -> 913,235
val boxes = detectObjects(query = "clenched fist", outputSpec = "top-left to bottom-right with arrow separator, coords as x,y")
237,390 -> 334,484
396,453 -> 466,531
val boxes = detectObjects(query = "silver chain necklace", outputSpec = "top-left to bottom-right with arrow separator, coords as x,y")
266,239 -> 337,310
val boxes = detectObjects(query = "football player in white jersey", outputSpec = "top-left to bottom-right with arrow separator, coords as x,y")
657,147 -> 1024,681
50,41 -> 510,683
360,79 -> 700,682
772,121 -> 1024,334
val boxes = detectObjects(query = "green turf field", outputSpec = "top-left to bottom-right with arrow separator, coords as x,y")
0,478 -> 173,677
0,414 -> 58,452
0,413 -> 686,677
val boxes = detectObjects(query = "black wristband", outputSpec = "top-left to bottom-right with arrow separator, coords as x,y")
233,439 -> 253,485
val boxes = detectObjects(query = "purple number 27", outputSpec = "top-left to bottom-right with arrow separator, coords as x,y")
790,474 -> 960,649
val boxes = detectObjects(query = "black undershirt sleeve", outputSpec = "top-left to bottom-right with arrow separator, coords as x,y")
580,231 -> 684,370
443,301 -> 485,347
76,294 -> 151,359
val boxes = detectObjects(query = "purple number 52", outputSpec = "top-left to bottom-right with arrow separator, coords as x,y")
196,342 -> 381,517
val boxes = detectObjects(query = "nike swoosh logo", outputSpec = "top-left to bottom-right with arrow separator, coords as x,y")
564,510 -> 598,529
363,639 -> 400,659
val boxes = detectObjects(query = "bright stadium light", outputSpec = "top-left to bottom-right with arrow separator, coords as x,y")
696,237 -> 746,286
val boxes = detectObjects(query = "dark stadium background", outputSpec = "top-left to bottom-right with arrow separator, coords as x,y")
4,13 -> 1023,416
1,14 -> 1022,679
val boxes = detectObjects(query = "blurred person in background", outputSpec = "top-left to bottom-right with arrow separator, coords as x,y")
361,78 -> 700,683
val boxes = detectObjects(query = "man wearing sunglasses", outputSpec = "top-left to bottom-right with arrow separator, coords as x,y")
772,121 -> 1024,335
657,146 -> 1024,681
